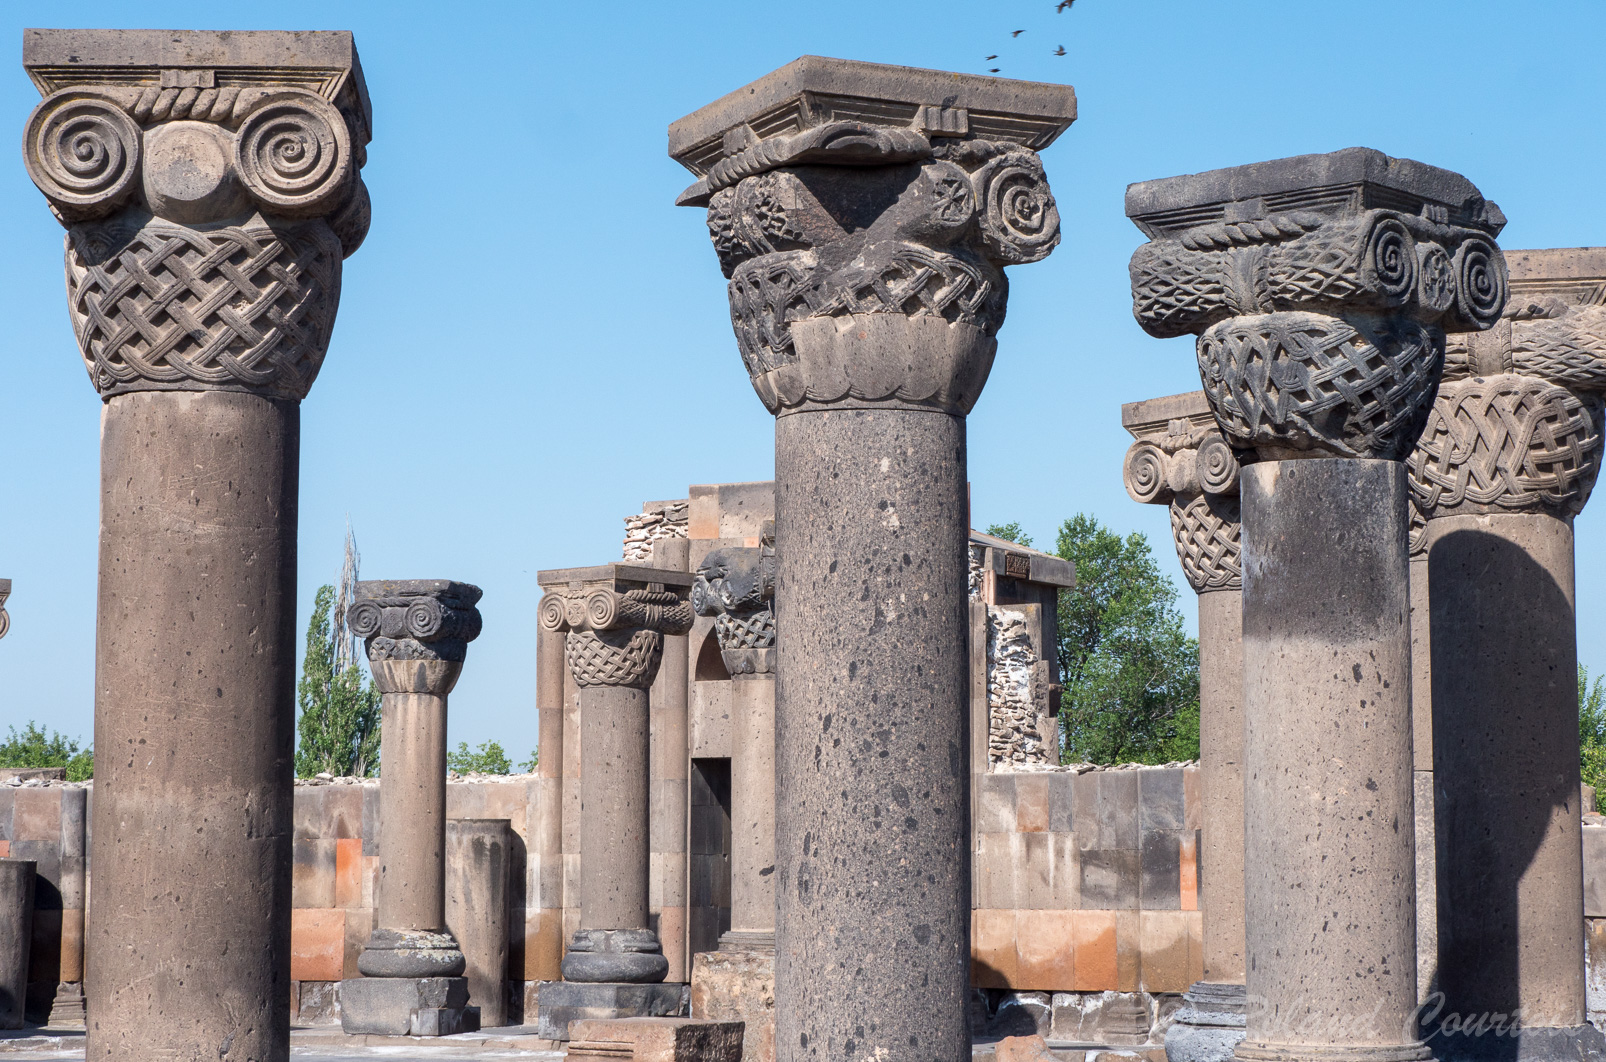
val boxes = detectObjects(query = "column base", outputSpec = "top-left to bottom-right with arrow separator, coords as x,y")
692,945 -> 776,1062
567,1017 -> 746,1062
338,976 -> 479,1037
1235,1041 -> 1431,1062
1427,1024 -> 1606,1062
561,928 -> 670,983
355,927 -> 466,978
535,981 -> 688,1042
1166,982 -> 1246,1062
45,982 -> 85,1029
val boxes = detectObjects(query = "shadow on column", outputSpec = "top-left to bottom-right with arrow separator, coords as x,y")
1427,524 -> 1598,1062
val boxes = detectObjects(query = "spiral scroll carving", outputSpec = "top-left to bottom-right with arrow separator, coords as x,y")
1198,311 -> 1444,459
350,580 -> 483,665
1196,434 -> 1240,494
1363,218 -> 1417,304
1123,441 -> 1173,505
1407,373 -> 1602,518
23,91 -> 141,221
1454,238 -> 1509,332
565,628 -> 665,689
1170,493 -> 1242,593
66,215 -> 342,399
234,92 -> 353,217
973,152 -> 1060,265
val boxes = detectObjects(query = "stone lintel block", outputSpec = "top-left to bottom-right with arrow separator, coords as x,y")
1121,390 -> 1214,441
337,975 -> 476,1036
537,564 -> 695,592
535,980 -> 687,1042
668,55 -> 1077,177
568,1017 -> 745,1062
1506,246 -> 1606,288
1125,147 -> 1503,238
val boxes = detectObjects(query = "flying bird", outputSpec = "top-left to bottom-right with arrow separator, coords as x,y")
1054,45 -> 1066,55
985,54 -> 998,59
1057,0 -> 1074,10
989,67 -> 1001,72
1012,29 -> 1024,36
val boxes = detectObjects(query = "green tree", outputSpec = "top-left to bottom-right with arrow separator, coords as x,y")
1053,513 -> 1200,764
0,722 -> 93,780
295,584 -> 382,778
1581,665 -> 1606,791
449,740 -> 512,775
985,522 -> 1034,549
519,749 -> 539,774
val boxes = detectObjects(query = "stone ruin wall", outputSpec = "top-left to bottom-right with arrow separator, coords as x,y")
622,501 -> 689,562
970,543 -> 1054,768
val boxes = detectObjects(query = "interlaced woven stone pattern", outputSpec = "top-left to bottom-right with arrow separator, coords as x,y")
565,627 -> 664,689
715,610 -> 776,651
1170,493 -> 1242,592
1198,311 -> 1442,459
1407,374 -> 1602,517
66,218 -> 342,398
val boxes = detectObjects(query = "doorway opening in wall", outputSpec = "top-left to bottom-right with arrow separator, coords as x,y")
689,757 -> 732,958
695,630 -> 730,681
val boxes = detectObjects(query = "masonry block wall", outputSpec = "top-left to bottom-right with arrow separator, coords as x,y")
0,782 -> 87,1022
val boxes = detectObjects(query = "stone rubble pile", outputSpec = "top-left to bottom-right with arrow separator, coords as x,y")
623,502 -> 690,562
987,607 -> 1047,766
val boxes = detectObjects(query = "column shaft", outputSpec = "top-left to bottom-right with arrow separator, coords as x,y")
729,674 -> 777,939
91,390 -> 296,1059
1427,512 -> 1585,1029
1238,460 -> 1421,1058
774,408 -> 970,1062
534,628 -> 568,978
376,691 -> 449,933
579,685 -> 652,932
1198,588 -> 1246,984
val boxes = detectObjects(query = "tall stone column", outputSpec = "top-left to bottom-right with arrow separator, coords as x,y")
690,528 -> 779,1062
1405,248 -> 1606,1060
1127,148 -> 1507,1062
1122,391 -> 1247,1062
340,580 -> 483,1037
670,57 -> 1074,1062
19,30 -> 369,1060
534,564 -> 695,1038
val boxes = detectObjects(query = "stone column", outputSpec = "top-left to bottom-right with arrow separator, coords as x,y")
671,57 -> 1074,1062
0,860 -> 34,1030
532,627 -> 568,983
650,537 -> 693,982
690,529 -> 779,1062
1405,247 -> 1606,1060
46,787 -> 87,1029
340,580 -> 483,1037
534,564 -> 694,1038
19,29 -> 369,1061
446,818 -> 514,1028
1122,392 -> 1247,1062
1127,148 -> 1508,1062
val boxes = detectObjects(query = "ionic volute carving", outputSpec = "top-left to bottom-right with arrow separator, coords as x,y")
348,580 -> 483,696
1123,395 -> 1243,593
0,579 -> 11,641
670,59 -> 1075,416
538,571 -> 695,690
1127,148 -> 1508,461
1407,250 -> 1606,525
21,31 -> 371,401
692,521 -> 777,675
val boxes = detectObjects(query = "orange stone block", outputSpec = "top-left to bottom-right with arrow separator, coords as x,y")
1071,910 -> 1117,990
0,841 -> 10,858
1015,910 -> 1075,990
1114,910 -> 1141,990
59,909 -> 84,982
524,909 -> 564,981
290,908 -> 344,982
1139,911 -> 1193,992
1180,831 -> 1198,912
334,838 -> 362,908
1015,774 -> 1050,833
971,909 -> 1018,988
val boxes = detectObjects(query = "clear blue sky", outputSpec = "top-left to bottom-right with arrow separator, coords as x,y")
3,0 -> 1603,762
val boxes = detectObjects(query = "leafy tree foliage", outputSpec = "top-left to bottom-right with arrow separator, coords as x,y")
984,522 -> 1034,548
1051,514 -> 1199,764
0,722 -> 93,780
295,584 -> 382,778
449,740 -> 512,775
1581,665 -> 1606,791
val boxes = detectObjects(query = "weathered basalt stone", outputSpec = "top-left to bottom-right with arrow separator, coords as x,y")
692,524 -> 777,675
534,981 -> 688,1042
20,28 -> 371,1061
1127,149 -> 1506,1062
674,56 -> 1073,1062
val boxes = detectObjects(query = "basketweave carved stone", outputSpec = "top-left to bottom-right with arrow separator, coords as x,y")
670,57 -> 1075,415
692,522 -> 777,675
1126,149 -> 1507,459
537,565 -> 695,690
21,30 -> 371,401
1122,391 -> 1244,593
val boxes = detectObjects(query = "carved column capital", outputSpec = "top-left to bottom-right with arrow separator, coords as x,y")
349,580 -> 482,695
22,31 -> 371,401
537,564 -> 695,689
1127,148 -> 1507,460
670,57 -> 1075,416
1408,249 -> 1606,525
0,579 -> 10,641
1122,391 -> 1244,594
692,522 -> 777,675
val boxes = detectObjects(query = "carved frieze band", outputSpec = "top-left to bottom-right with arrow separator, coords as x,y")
692,536 -> 777,675
538,586 -> 694,689
23,67 -> 370,401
